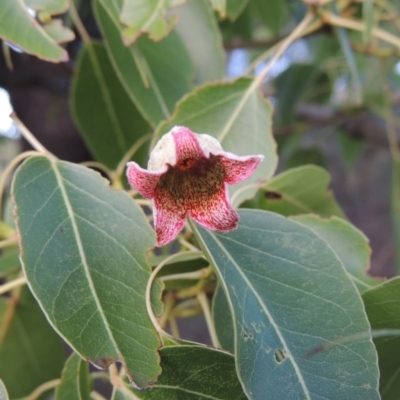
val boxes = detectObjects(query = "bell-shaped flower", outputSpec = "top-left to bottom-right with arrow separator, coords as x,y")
126,126 -> 264,246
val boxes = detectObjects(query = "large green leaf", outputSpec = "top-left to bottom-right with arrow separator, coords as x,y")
0,286 -> 65,399
24,0 -> 68,15
94,0 -> 194,127
55,353 -> 91,400
112,345 -> 247,399
292,215 -> 381,292
363,278 -> 400,400
193,209 -> 380,400
154,78 -> 277,206
212,285 -> 234,353
173,0 -> 225,85
119,0 -> 185,45
0,0 -> 68,62
12,156 -> 161,388
247,165 -> 345,217
0,380 -> 9,400
71,42 -> 150,169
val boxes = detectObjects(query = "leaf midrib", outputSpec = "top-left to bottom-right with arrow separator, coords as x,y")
206,231 -> 312,400
50,158 -> 122,361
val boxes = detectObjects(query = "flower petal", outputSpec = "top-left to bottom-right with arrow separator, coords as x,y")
126,162 -> 162,199
189,184 -> 238,231
171,126 -> 205,164
153,194 -> 186,246
219,154 -> 264,185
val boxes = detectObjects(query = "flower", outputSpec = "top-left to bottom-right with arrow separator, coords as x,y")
126,126 -> 264,246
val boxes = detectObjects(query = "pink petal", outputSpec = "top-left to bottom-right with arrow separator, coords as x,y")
153,194 -> 186,246
188,184 -> 238,231
126,162 -> 161,199
219,154 -> 264,185
171,127 -> 205,165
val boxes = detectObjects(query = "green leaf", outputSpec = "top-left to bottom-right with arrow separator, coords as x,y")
154,78 -> 277,206
212,285 -> 234,352
55,353 -> 91,400
392,158 -> 400,274
112,346 -> 247,399
226,0 -> 249,21
174,0 -> 225,84
291,215 -> 382,292
119,0 -> 185,45
0,0 -> 68,62
0,286 -> 65,399
12,156 -> 161,388
94,0 -> 194,127
363,0 -> 374,44
24,0 -> 68,15
0,380 -> 9,400
193,209 -> 380,400
42,19 -> 75,44
249,165 -> 345,218
71,42 -> 150,169
363,278 -> 400,399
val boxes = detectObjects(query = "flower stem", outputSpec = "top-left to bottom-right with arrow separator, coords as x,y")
159,266 -> 212,282
0,276 -> 27,295
90,391 -> 108,400
197,291 -> 220,348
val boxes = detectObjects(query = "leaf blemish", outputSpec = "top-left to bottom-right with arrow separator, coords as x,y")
274,349 -> 286,363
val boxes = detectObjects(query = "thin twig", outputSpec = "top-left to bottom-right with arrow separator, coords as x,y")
0,276 -> 27,295
0,237 -> 18,249
10,113 -> 53,156
21,379 -> 60,400
197,292 -> 220,348
68,0 -> 91,44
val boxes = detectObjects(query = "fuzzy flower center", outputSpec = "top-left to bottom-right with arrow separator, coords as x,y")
157,154 -> 225,207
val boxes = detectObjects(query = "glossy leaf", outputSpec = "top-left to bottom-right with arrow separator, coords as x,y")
94,0 -> 194,127
174,0 -> 225,84
24,0 -> 68,15
249,165 -> 345,218
12,156 -> 161,388
0,0 -> 68,62
212,285 -> 234,353
154,78 -> 277,206
112,346 -> 247,399
119,0 -> 185,45
0,380 -> 9,400
193,209 -> 380,400
0,286 -> 65,399
292,215 -> 381,292
43,19 -> 75,44
363,278 -> 400,399
226,0 -> 249,21
55,353 -> 91,400
71,42 -> 150,169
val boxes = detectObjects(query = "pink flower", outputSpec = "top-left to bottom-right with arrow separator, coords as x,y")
126,126 -> 264,246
